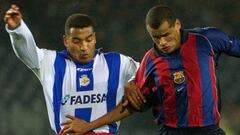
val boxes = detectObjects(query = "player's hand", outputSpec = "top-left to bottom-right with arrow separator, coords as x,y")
123,81 -> 146,110
4,4 -> 22,29
59,115 -> 91,135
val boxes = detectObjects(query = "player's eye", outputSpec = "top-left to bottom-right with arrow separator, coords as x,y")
162,33 -> 169,37
86,36 -> 94,42
71,38 -> 81,44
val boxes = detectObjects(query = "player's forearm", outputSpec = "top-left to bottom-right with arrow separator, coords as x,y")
87,103 -> 133,131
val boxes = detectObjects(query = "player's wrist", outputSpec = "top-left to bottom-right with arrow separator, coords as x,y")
7,21 -> 21,30
87,122 -> 95,132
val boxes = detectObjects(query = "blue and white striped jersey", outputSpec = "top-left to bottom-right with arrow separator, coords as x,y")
6,21 -> 139,134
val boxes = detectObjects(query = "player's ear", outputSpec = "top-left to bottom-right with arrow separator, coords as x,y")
175,19 -> 181,30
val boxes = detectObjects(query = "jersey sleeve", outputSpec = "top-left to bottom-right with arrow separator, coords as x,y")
119,54 -> 139,83
135,50 -> 157,105
203,28 -> 240,57
6,20 -> 48,77
115,54 -> 139,104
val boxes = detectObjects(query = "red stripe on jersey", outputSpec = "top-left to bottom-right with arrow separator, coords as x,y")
180,34 -> 203,126
209,57 -> 220,124
149,54 -> 177,127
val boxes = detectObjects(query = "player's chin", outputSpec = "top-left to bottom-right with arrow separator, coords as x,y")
165,48 -> 176,54
79,58 -> 92,64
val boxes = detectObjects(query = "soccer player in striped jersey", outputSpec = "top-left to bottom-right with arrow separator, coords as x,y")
4,5 -> 139,135
61,5 -> 240,135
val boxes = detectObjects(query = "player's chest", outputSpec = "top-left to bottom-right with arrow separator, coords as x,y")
152,49 -> 211,83
61,60 -> 109,91
60,61 -> 110,106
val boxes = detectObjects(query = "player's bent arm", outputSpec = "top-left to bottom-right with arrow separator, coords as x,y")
6,20 -> 41,71
86,102 -> 133,132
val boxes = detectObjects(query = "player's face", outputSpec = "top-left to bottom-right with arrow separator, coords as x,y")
64,26 -> 96,64
147,19 -> 181,54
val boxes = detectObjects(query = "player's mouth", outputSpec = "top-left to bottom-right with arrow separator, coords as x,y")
81,53 -> 89,58
161,46 -> 171,52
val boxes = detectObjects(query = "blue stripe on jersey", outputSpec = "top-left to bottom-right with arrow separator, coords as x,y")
75,108 -> 92,122
149,58 -> 165,123
53,53 -> 66,133
75,61 -> 94,91
104,52 -> 120,133
167,54 -> 188,127
145,56 -> 156,78
196,37 -> 215,125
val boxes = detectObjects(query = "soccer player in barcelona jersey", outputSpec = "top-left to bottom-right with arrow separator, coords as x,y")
59,5 -> 240,135
4,4 -> 139,135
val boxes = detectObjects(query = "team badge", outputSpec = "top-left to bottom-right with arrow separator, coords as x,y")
173,71 -> 185,84
79,75 -> 90,87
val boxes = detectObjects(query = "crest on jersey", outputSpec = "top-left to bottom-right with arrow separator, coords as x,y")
79,75 -> 90,87
173,71 -> 185,84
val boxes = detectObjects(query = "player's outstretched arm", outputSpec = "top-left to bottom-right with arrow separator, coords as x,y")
4,4 -> 22,29
60,102 -> 133,135
5,4 -> 41,71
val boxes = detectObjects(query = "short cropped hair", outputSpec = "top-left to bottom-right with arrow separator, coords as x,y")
146,5 -> 176,29
65,13 -> 96,35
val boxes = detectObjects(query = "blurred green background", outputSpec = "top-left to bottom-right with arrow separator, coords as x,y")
0,0 -> 240,135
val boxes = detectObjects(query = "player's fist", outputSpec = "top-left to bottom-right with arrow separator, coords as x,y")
124,81 -> 146,110
4,4 -> 22,29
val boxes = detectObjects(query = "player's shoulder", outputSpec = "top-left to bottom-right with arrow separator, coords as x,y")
95,48 -> 118,55
55,49 -> 69,59
186,27 -> 226,39
97,49 -> 121,63
102,51 -> 121,59
142,48 -> 155,59
140,48 -> 155,64
103,51 -> 120,57
187,27 -> 221,34
97,48 -> 138,65
99,48 -> 130,59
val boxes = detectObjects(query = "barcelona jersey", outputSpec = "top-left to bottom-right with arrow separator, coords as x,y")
136,28 -> 240,128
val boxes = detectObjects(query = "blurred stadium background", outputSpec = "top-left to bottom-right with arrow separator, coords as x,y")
1,0 -> 240,135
